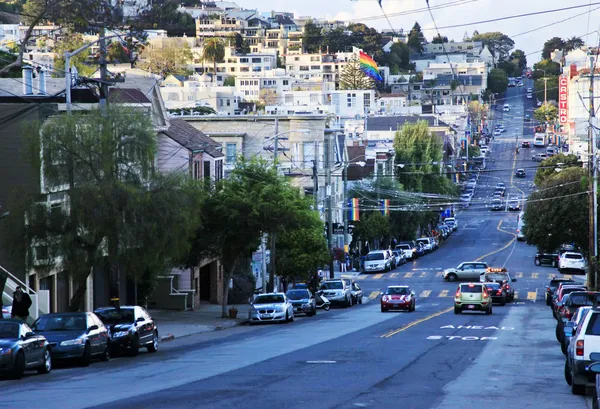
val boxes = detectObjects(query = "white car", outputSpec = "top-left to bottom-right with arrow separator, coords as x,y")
444,217 -> 458,231
364,250 -> 392,272
493,130 -> 501,137
442,262 -> 489,281
248,293 -> 294,324
480,147 -> 489,156
503,105 -> 510,112
2,304 -> 11,319
558,252 -> 587,274
527,93 -> 533,99
527,88 -> 533,93
565,308 -> 600,394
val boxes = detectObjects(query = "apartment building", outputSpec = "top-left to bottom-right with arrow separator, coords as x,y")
422,41 -> 484,56
191,45 -> 278,76
284,49 -> 357,86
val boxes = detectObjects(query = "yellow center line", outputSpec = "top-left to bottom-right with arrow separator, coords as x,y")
380,307 -> 454,338
404,272 -> 414,278
475,220 -> 517,262
389,273 -> 399,278
369,291 -> 380,300
527,290 -> 537,301
420,290 -> 431,298
373,274 -> 383,279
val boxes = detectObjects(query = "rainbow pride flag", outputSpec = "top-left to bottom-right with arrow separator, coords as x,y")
380,199 -> 390,216
359,51 -> 383,82
348,198 -> 360,221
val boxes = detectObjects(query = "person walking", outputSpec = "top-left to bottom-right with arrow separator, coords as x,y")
340,255 -> 347,272
11,286 -> 32,322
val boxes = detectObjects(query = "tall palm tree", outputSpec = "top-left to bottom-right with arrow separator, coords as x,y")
202,38 -> 225,84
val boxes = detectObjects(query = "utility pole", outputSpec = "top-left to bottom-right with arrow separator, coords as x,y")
326,131 -> 335,278
312,160 -> 319,210
588,55 -> 598,290
343,164 -> 348,254
268,117 -> 280,291
543,77 -> 548,106
260,235 -> 267,294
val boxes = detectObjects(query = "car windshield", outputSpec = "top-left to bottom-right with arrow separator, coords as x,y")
254,295 -> 285,304
0,322 -> 19,339
562,287 -> 587,298
321,282 -> 343,290
417,239 -> 428,244
286,290 -> 310,300
386,287 -> 409,295
569,293 -> 600,306
366,253 -> 384,261
487,273 -> 508,282
396,244 -> 410,250
95,309 -> 135,325
566,254 -> 583,260
392,251 -> 401,256
33,314 -> 86,331
461,284 -> 483,293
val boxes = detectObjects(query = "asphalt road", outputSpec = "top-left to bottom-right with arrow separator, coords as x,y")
0,86 -> 591,409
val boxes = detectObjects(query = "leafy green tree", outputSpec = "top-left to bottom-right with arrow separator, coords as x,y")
8,106 -> 201,310
469,32 -> 514,62
534,75 -> 559,102
202,37 -> 225,83
524,167 -> 588,254
487,68 -> 509,94
533,103 -> 558,123
533,154 -> 581,186
353,211 -> 390,249
134,0 -> 196,37
532,59 -> 561,79
106,41 -> 131,64
497,60 -> 519,77
303,20 -> 323,53
407,22 -> 425,54
510,49 -> 527,71
138,38 -> 193,77
323,27 -> 352,53
348,23 -> 384,62
339,56 -> 376,90
223,76 -> 235,86
227,33 -> 250,54
52,33 -> 96,77
564,36 -> 584,52
385,42 -> 411,74
431,34 -> 448,44
542,37 -> 565,59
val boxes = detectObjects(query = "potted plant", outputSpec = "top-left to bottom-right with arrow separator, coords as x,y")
228,306 -> 238,319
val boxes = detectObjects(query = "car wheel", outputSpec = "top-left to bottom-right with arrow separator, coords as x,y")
37,348 -> 52,374
411,302 -> 416,312
100,344 -> 110,362
454,306 -> 461,315
10,351 -> 25,379
346,296 -> 352,308
565,360 -> 573,385
313,305 -> 317,315
561,340 -> 568,356
79,342 -> 92,367
500,298 -> 506,306
323,304 -> 330,311
534,259 -> 541,266
546,296 -> 552,306
447,273 -> 458,282
381,305 -> 387,312
147,331 -> 159,353
556,324 -> 562,342
358,296 -> 363,305
128,335 -> 140,357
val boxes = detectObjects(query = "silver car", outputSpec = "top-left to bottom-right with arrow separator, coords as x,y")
364,250 -> 392,273
319,280 -> 354,307
248,293 -> 294,324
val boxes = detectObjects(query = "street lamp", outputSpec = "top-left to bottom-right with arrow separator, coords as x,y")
343,158 -> 366,256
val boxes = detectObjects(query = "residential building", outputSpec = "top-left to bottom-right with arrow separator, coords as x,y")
111,0 -> 151,19
421,62 -> 488,105
422,41 -> 484,56
234,68 -> 294,102
377,93 -> 409,115
179,2 -> 239,18
382,32 -> 408,53
284,49 -> 357,85
293,16 -> 346,31
191,45 -> 278,77
391,82 -> 423,104
0,23 -> 64,48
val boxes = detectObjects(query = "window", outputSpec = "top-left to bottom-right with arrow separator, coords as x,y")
203,161 -> 211,180
461,284 -> 483,293
252,57 -> 261,63
303,141 -> 316,166
299,66 -> 309,71
35,245 -> 49,262
311,65 -> 320,70
347,93 -> 356,107
283,80 -> 289,86
214,160 -> 223,181
239,58 -> 248,63
193,160 -> 201,180
226,143 -> 237,163
363,92 -> 371,108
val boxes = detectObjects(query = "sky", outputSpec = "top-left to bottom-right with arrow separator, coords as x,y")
239,0 -> 600,62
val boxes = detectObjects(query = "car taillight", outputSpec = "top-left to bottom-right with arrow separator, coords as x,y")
497,290 -> 502,295
576,340 -> 584,356
505,285 -> 510,290
455,290 -> 461,297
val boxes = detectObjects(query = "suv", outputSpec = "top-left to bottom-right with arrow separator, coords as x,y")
319,280 -> 353,307
559,252 -> 587,274
557,292 -> 600,343
442,262 -> 489,282
481,269 -> 517,301
553,284 -> 588,318
444,217 -> 458,231
364,250 -> 392,273
454,283 -> 493,314
395,242 -> 418,261
565,307 -> 600,394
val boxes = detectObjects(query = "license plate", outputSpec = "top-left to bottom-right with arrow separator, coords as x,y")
260,314 -> 270,318
393,304 -> 399,308
467,305 -> 474,309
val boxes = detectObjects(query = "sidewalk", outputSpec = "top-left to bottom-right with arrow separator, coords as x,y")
149,303 -> 251,343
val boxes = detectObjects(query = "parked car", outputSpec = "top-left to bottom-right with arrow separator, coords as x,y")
364,250 -> 392,273
454,283 -> 492,314
414,242 -> 426,258
535,252 -> 559,267
558,252 -> 588,274
381,285 -> 416,312
94,306 -> 159,356
319,280 -> 353,307
0,320 -> 52,379
416,237 -> 435,253
2,304 -> 11,320
561,306 -> 593,356
545,277 -> 577,305
395,242 -> 418,261
285,289 -> 317,316
553,284 -> 588,319
564,307 -> 600,394
484,282 -> 507,306
248,293 -> 294,324
32,312 -> 110,366
443,262 -> 489,281
532,153 -> 548,162
557,292 -> 600,344
351,282 -> 364,305
444,217 -> 458,231
391,250 -> 406,267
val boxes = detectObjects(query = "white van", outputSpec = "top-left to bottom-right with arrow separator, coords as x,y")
503,104 -> 510,112
533,133 -> 546,147
517,212 -> 525,241
364,250 -> 392,273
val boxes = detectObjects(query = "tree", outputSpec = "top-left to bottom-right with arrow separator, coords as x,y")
564,36 -> 584,52
487,68 -> 509,94
223,76 -> 235,86
533,59 -> 561,79
353,211 -> 390,249
469,32 -> 514,62
542,37 -> 565,60
323,27 -> 352,53
138,38 -> 193,77
347,23 -> 384,63
106,41 -> 131,64
11,106 -> 201,310
303,20 -> 323,53
52,33 -> 96,78
510,49 -> 527,72
202,37 -> 225,83
534,75 -> 559,102
431,34 -> 448,44
339,56 -> 376,90
533,103 -> 558,123
533,154 -> 581,186
385,42 -> 411,74
227,33 -> 249,54
134,0 -> 196,37
524,167 -> 588,254
407,22 -> 425,54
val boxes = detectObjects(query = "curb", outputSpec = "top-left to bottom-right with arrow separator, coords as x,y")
159,319 -> 250,343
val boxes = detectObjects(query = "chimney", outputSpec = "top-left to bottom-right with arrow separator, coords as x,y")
570,64 -> 577,80
22,66 -> 33,95
37,67 -> 46,95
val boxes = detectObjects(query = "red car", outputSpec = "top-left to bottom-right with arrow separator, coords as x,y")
381,285 -> 416,312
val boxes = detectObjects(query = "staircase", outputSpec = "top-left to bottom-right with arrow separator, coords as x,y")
1,264 -> 50,321
147,275 -> 195,311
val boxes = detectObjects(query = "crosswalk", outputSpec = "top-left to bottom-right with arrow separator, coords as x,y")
352,272 -> 576,281
367,289 -> 539,300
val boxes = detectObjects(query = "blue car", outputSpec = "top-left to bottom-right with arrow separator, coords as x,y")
32,312 -> 110,366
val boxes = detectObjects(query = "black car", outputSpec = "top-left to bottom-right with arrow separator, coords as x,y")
32,312 -> 110,366
545,277 -> 577,305
0,320 -> 51,379
94,306 -> 159,357
515,169 -> 526,178
521,141 -> 531,148
485,282 -> 507,305
535,252 -> 559,267
286,289 -> 317,316
494,187 -> 505,197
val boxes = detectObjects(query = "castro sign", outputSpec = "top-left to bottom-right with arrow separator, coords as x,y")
558,75 -> 568,124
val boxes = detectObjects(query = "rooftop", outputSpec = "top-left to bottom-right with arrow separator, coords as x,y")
163,118 -> 224,158
366,116 -> 450,131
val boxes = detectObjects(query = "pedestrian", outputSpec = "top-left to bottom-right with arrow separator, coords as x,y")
340,255 -> 347,272
11,286 -> 32,322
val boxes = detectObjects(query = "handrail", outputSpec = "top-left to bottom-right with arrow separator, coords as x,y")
0,264 -> 36,295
